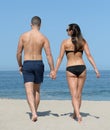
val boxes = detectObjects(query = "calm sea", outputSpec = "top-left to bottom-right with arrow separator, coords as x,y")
0,70 -> 110,100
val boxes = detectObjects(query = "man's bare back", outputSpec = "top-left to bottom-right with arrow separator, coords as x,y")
18,29 -> 49,61
22,30 -> 44,60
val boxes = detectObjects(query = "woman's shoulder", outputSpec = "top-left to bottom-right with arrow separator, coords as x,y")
82,38 -> 87,46
62,38 -> 68,42
62,38 -> 71,44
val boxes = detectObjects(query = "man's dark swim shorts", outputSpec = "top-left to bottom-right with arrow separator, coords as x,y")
22,60 -> 44,84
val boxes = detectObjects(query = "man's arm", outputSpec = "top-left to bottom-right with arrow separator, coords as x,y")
16,36 -> 24,72
44,38 -> 54,71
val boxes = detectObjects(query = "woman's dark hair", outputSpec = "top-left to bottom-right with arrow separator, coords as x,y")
68,23 -> 84,52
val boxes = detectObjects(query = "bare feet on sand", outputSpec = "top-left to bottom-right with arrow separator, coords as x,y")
32,115 -> 37,122
73,113 -> 77,119
77,115 -> 82,123
71,113 -> 82,123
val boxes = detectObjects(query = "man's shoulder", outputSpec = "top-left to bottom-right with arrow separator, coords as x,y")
39,32 -> 48,41
20,31 -> 30,39
39,31 -> 46,37
23,30 -> 30,35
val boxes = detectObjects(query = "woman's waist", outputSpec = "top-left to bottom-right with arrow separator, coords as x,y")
66,61 -> 85,67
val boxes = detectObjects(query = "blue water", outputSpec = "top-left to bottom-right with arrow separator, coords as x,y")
0,70 -> 110,100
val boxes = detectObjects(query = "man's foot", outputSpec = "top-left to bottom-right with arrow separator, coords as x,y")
32,115 -> 37,122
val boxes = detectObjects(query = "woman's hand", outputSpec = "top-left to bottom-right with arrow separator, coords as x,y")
95,68 -> 100,78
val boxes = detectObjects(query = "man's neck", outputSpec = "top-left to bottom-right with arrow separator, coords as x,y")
31,25 -> 40,30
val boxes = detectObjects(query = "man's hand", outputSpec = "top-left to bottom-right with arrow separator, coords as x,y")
19,66 -> 23,75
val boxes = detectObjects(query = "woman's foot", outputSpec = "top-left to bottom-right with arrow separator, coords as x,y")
71,113 -> 82,123
32,114 -> 37,122
73,113 -> 77,119
77,115 -> 82,123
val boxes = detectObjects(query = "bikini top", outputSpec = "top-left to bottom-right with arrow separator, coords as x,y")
65,50 -> 83,55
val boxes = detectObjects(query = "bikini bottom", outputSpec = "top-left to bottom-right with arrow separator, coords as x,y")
66,65 -> 86,77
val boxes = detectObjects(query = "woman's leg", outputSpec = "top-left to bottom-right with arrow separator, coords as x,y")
66,73 -> 81,122
76,70 -> 86,122
77,70 -> 86,109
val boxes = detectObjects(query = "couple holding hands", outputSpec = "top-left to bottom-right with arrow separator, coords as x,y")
16,16 -> 100,123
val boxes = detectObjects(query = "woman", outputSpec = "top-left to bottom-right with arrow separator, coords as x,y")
55,23 -> 100,123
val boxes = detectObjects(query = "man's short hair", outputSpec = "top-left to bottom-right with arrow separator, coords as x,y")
31,16 -> 41,26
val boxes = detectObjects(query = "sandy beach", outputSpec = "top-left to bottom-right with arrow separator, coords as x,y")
0,99 -> 110,130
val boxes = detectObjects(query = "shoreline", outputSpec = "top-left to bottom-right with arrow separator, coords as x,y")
0,99 -> 110,130
0,98 -> 110,101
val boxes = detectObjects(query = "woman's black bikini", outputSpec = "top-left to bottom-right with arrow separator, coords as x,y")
65,50 -> 83,55
65,50 -> 86,77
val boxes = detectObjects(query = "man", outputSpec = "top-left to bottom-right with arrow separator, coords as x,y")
16,16 -> 55,122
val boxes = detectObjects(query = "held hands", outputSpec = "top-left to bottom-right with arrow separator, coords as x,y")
50,70 -> 56,80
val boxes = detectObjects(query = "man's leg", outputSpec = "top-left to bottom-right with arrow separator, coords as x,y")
33,83 -> 41,112
24,82 -> 37,122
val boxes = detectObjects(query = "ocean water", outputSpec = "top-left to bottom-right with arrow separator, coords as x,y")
0,70 -> 110,100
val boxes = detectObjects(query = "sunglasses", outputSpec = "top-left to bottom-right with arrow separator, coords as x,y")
66,29 -> 71,32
